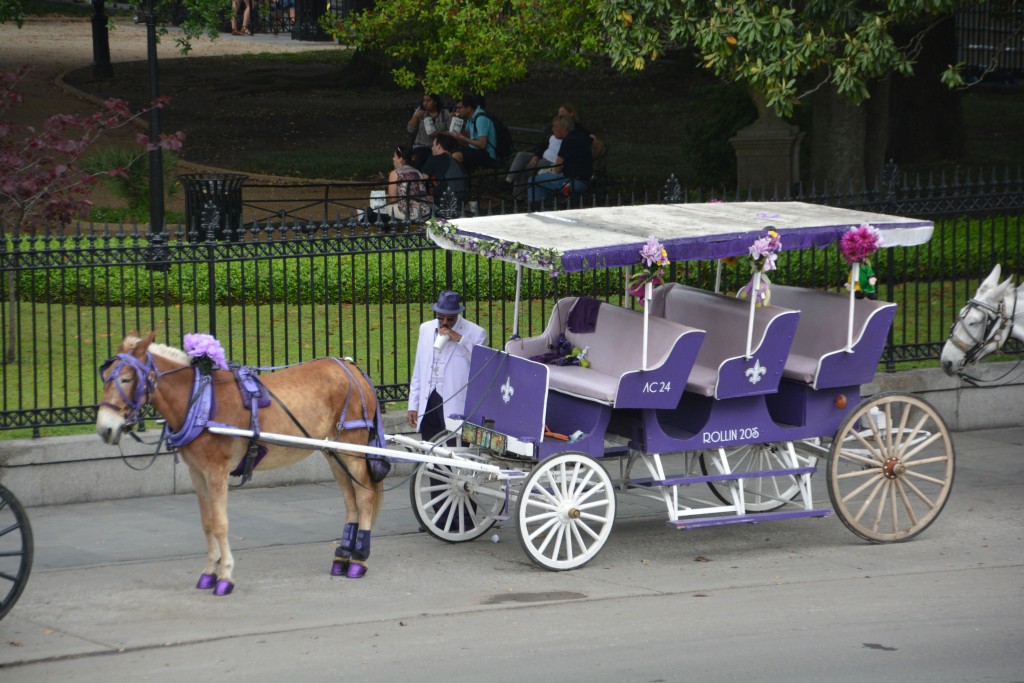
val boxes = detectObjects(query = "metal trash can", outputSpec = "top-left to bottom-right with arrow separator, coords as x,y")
179,173 -> 247,242
292,0 -> 332,41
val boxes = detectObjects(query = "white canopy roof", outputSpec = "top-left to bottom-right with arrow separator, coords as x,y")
428,202 -> 934,274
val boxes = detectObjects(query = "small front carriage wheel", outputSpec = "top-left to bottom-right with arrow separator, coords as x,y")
410,462 -> 500,543
516,452 -> 616,571
828,392 -> 954,543
0,484 -> 33,621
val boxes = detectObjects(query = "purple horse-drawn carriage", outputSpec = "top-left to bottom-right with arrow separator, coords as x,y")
95,201 -> 957,589
392,201 -> 955,570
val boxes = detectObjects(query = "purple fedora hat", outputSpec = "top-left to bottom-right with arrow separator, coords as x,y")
432,290 -> 465,315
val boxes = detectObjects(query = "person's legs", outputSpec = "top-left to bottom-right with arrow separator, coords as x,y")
528,172 -> 568,205
419,390 -> 447,442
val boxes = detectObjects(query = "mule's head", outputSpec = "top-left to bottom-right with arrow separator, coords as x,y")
941,264 -> 1016,376
96,331 -> 157,445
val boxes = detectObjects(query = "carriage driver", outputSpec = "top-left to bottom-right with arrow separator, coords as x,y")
407,290 -> 488,441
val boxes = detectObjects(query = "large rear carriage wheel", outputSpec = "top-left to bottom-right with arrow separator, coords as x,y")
410,462 -> 501,543
828,392 -> 954,543
0,484 -> 33,621
517,452 -> 616,571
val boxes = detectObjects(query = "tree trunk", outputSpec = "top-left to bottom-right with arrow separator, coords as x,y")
810,84 -> 867,184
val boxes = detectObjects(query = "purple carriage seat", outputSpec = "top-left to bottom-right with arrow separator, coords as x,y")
768,285 -> 897,389
506,297 -> 704,409
649,283 -> 800,400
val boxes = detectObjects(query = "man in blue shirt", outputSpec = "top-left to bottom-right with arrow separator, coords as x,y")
451,94 -> 498,173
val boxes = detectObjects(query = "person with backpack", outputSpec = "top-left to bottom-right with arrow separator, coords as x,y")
450,93 -> 499,173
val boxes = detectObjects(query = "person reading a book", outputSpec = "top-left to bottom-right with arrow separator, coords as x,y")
449,94 -> 498,173
526,115 -> 593,208
406,93 -> 452,170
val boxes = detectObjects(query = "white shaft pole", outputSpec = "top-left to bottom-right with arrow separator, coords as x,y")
714,259 -> 723,293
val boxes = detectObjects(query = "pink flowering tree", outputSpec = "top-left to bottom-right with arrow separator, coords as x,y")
1,66 -> 186,362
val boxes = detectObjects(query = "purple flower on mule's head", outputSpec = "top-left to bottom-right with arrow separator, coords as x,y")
184,333 -> 228,372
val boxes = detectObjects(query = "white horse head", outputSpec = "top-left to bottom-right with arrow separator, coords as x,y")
941,264 -> 1024,376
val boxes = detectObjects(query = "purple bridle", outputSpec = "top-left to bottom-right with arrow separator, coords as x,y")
99,352 -> 160,429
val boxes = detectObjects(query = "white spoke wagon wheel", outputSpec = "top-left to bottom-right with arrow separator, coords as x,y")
517,452 -> 616,571
0,484 -> 33,621
699,442 -> 806,512
828,392 -> 954,543
409,462 -> 502,543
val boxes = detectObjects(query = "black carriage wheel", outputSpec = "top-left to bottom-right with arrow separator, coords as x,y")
828,392 -> 954,543
0,484 -> 33,621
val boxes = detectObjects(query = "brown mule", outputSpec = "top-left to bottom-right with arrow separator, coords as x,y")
96,331 -> 385,594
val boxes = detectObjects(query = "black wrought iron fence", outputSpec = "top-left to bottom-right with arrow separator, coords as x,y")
2,168 -> 1023,435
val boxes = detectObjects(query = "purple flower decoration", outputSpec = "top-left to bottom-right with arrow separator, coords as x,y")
640,236 -> 668,267
747,230 -> 781,272
184,333 -> 228,375
839,223 -> 884,264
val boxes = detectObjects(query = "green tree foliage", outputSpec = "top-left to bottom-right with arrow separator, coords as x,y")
329,0 -> 1000,116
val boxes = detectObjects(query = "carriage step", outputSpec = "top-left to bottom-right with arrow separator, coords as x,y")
666,508 -> 832,530
631,466 -> 817,488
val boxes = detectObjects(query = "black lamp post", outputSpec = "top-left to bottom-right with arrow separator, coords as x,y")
142,0 -> 169,270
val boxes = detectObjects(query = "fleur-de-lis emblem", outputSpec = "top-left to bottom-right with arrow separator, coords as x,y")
501,376 -> 515,403
745,359 -> 767,384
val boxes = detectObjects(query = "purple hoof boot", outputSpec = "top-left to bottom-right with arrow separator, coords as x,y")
196,573 -> 217,590
346,562 -> 367,579
331,559 -> 349,576
213,579 -> 234,596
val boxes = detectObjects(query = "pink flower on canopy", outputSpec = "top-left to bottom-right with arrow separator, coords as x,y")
184,333 -> 228,371
839,223 -> 884,264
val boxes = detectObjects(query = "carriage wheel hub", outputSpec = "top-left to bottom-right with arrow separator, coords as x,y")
567,508 -> 581,519
882,457 -> 905,479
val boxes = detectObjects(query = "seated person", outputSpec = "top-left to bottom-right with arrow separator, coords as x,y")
526,115 -> 593,207
369,145 -> 430,222
450,93 -> 498,173
422,134 -> 466,216
507,104 -> 603,202
406,93 -> 452,170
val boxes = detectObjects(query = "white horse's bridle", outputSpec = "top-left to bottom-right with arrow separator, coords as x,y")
947,298 -> 1012,367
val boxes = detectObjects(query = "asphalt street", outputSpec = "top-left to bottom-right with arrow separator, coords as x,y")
1,427 -> 1022,682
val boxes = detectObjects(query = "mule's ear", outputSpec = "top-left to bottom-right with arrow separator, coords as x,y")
979,264 -> 1002,292
135,330 -> 156,357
